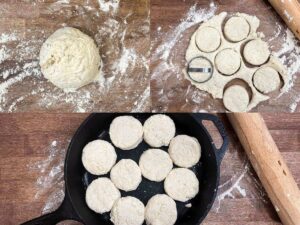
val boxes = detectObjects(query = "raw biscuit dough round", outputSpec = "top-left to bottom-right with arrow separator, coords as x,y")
39,27 -> 101,91
145,194 -> 177,225
109,116 -> 143,150
195,26 -> 221,52
168,135 -> 201,168
110,196 -> 145,225
188,57 -> 213,82
110,159 -> 142,191
224,16 -> 250,42
215,48 -> 241,75
82,140 -> 117,175
139,149 -> 173,182
164,168 -> 199,202
243,39 -> 270,66
253,67 -> 280,93
85,177 -> 120,214
223,85 -> 249,112
143,114 -> 176,148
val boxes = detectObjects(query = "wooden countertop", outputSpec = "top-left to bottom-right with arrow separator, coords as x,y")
0,113 -> 299,225
150,0 -> 300,113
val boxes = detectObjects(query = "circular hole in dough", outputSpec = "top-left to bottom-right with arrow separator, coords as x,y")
82,140 -> 117,175
223,85 -> 250,112
145,194 -> 177,225
110,196 -> 145,225
253,67 -> 281,94
39,27 -> 101,91
164,168 -> 199,202
139,149 -> 173,182
187,57 -> 213,83
215,48 -> 241,75
109,116 -> 143,150
224,16 -> 250,42
195,26 -> 221,53
85,177 -> 120,214
143,114 -> 176,148
243,39 -> 270,66
168,135 -> 201,168
110,159 -> 142,191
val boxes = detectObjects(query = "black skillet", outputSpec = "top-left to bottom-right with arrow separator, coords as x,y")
22,113 -> 228,225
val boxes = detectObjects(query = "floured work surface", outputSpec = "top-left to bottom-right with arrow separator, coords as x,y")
151,0 -> 300,112
0,0 -> 150,112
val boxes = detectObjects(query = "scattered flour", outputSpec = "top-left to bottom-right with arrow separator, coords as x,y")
98,0 -> 120,13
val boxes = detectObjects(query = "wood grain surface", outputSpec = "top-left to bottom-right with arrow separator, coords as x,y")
150,0 -> 300,113
0,113 -> 299,225
0,0 -> 150,112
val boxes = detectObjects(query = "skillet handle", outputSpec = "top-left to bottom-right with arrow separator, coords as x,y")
191,113 -> 229,164
20,197 -> 80,225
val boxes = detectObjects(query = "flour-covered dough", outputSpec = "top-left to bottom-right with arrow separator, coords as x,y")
223,85 -> 249,112
82,140 -> 117,175
145,194 -> 177,225
195,26 -> 221,52
164,168 -> 199,202
215,49 -> 241,75
110,159 -> 142,191
243,39 -> 270,66
143,114 -> 176,148
86,178 -> 120,214
168,135 -> 201,168
110,197 -> 145,225
139,149 -> 173,182
224,16 -> 250,42
39,27 -> 101,91
253,67 -> 280,93
109,116 -> 143,150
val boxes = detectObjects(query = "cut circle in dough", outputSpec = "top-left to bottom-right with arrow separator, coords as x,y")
164,168 -> 199,202
39,27 -> 101,91
215,48 -> 241,75
109,116 -> 143,150
145,194 -> 177,225
85,177 -> 120,214
187,57 -> 213,83
110,196 -> 145,225
168,135 -> 201,168
253,67 -> 280,93
195,26 -> 221,53
139,149 -> 173,182
243,39 -> 270,66
143,114 -> 176,148
82,140 -> 117,175
110,159 -> 142,191
223,85 -> 249,112
224,16 -> 250,42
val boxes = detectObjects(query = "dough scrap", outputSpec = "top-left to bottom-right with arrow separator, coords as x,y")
39,27 -> 101,91
139,149 -> 173,182
215,48 -> 241,75
143,114 -> 176,148
168,135 -> 201,168
164,168 -> 199,202
110,196 -> 145,225
223,85 -> 249,112
195,26 -> 221,52
109,116 -> 143,150
243,39 -> 270,66
110,159 -> 142,191
145,194 -> 177,225
253,67 -> 280,93
82,140 -> 117,175
86,178 -> 120,214
224,16 -> 250,42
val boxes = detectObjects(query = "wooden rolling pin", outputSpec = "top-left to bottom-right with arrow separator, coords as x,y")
227,113 -> 300,225
268,0 -> 300,40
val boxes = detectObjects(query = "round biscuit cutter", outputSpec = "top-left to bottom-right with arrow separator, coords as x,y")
187,56 -> 214,83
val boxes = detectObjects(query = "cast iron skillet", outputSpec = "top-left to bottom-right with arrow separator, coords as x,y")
22,113 -> 228,225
